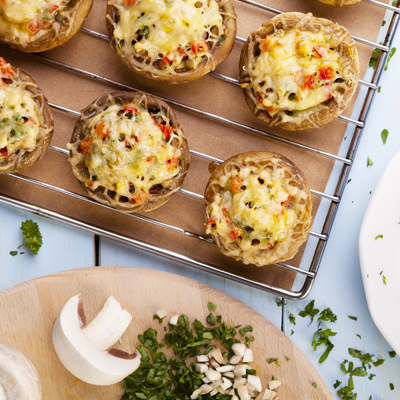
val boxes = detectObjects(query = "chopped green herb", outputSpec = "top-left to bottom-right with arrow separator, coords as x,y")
348,316 -> 357,321
382,20 -> 386,26
285,356 -> 290,361
277,299 -> 286,307
390,383 -> 395,390
333,380 -> 342,389
393,0 -> 398,5
369,374 -> 376,380
312,328 -> 336,363
389,351 -> 396,358
245,336 -> 254,347
369,46 -> 382,69
153,314 -> 164,323
347,179 -> 351,184
9,251 -> 18,256
381,128 -> 389,144
289,313 -> 296,325
239,325 -> 253,336
206,313 -> 215,326
266,358 -> 281,366
367,274 -> 369,278
385,47 -> 396,71
367,157 -> 373,167
207,302 -> 217,311
312,382 -> 317,388
318,308 -> 337,324
290,330 -> 294,336
383,275 -> 387,285
356,334 -> 361,339
299,300 -> 319,324
17,220 -> 42,255
22,154 -> 29,162
337,376 -> 356,400
139,25 -> 149,37
375,234 -> 383,240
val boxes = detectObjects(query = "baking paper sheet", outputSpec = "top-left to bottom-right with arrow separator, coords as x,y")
0,0 -> 389,290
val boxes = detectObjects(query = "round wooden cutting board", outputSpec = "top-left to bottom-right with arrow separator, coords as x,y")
0,267 -> 333,399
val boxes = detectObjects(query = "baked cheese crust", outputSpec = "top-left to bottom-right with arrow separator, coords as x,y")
204,152 -> 312,266
68,91 -> 190,213
239,12 -> 359,130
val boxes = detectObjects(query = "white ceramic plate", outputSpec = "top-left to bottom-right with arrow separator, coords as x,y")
359,150 -> 400,353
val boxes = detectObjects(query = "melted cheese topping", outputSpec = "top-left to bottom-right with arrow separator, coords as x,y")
249,28 -> 344,119
206,165 -> 300,250
0,82 -> 40,156
78,103 -> 183,203
0,0 -> 68,44
109,0 -> 225,71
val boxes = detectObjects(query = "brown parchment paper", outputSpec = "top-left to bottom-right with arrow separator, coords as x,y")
0,0 -> 388,290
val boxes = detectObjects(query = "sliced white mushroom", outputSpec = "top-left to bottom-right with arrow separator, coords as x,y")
0,343 -> 42,399
52,294 -> 140,386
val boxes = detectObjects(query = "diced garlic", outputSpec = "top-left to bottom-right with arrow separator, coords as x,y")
191,388 -> 203,399
231,396 -> 239,400
243,349 -> 254,363
224,371 -> 235,378
230,355 -> 242,364
203,377 -> 211,383
197,355 -> 209,363
210,360 -> 220,369
228,389 -> 236,395
232,343 -> 247,357
255,393 -> 263,400
156,309 -> 167,319
209,348 -> 225,364
210,380 -> 223,389
233,378 -> 247,388
169,314 -> 179,325
217,365 -> 235,373
195,363 -> 208,373
269,380 -> 281,390
210,389 -> 219,396
263,389 -> 277,400
234,364 -> 247,377
201,384 -> 213,394
237,385 -> 251,400
221,377 -> 233,390
205,369 -> 222,381
247,375 -> 262,392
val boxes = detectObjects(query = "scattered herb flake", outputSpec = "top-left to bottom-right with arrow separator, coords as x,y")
348,316 -> 357,321
367,157 -> 373,167
389,351 -> 396,358
299,300 -> 319,324
318,308 -> 337,324
378,86 -> 381,93
290,330 -> 294,336
285,356 -> 290,361
369,374 -> 376,380
356,334 -> 361,339
266,358 -> 280,366
9,250 -> 18,256
153,314 -> 164,323
390,383 -> 395,390
381,129 -> 389,144
207,302 -> 217,311
277,299 -> 286,307
312,382 -> 317,388
382,20 -> 386,26
245,336 -> 254,347
17,220 -> 42,255
312,328 -> 337,363
375,234 -> 383,240
393,0 -> 398,5
289,313 -> 296,325
347,179 -> 351,184
239,325 -> 253,336
369,47 -> 382,69
383,275 -> 387,285
385,47 -> 396,71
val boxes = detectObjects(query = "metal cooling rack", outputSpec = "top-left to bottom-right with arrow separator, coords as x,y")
0,0 -> 398,300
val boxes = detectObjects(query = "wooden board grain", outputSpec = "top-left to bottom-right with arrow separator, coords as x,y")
0,266 -> 334,399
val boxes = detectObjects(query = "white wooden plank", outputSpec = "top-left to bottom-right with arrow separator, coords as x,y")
98,237 -> 283,329
284,13 -> 400,400
0,203 -> 95,291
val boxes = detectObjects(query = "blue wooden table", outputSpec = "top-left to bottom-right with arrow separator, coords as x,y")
1,11 -> 400,400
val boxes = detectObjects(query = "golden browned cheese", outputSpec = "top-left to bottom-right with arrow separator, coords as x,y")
68,91 -> 190,213
0,0 -> 93,52
318,0 -> 362,5
0,58 -> 53,174
239,12 -> 359,130
204,152 -> 312,266
106,0 -> 237,83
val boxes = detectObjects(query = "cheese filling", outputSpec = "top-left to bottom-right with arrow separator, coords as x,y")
0,0 -> 69,40
79,103 -> 184,204
206,165 -> 299,250
109,0 -> 226,71
249,28 -> 344,118
0,79 -> 40,158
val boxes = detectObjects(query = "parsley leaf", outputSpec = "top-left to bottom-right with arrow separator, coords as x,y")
17,220 -> 42,255
207,302 -> 217,311
266,358 -> 280,366
367,157 -> 373,167
348,316 -> 357,321
378,86 -> 381,93
385,47 -> 396,71
277,298 -> 286,307
312,382 -> 317,388
9,251 -> 18,256
390,383 -> 395,390
289,313 -> 296,325
389,351 -> 396,358
299,300 -> 319,324
245,336 -> 254,347
290,330 -> 294,336
312,328 -> 337,363
369,46 -> 382,69
318,308 -> 337,324
239,325 -> 253,336
381,129 -> 389,144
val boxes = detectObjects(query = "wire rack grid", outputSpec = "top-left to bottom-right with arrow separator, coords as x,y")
0,0 -> 398,300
